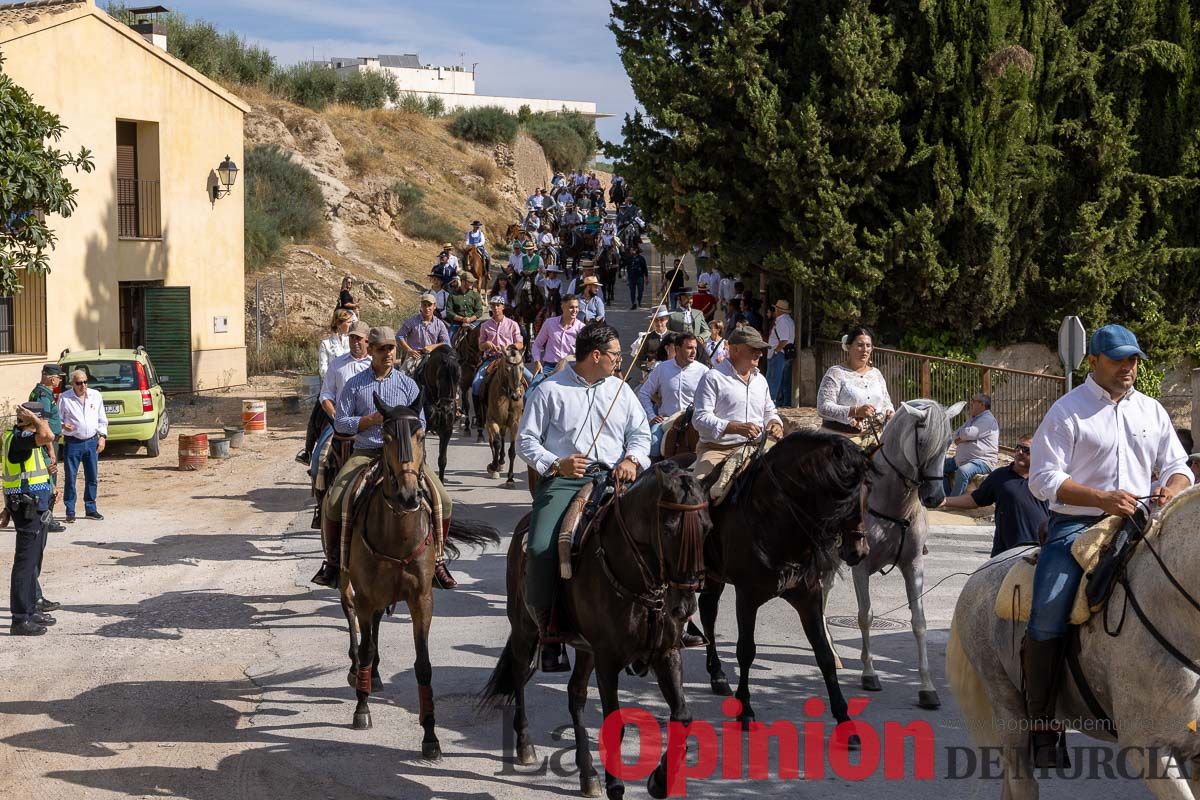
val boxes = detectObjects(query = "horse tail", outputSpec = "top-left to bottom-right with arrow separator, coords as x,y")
444,518 -> 501,561
478,636 -> 522,709
945,614 -> 997,747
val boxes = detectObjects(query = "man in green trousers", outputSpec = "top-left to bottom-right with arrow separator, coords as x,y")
516,324 -> 651,672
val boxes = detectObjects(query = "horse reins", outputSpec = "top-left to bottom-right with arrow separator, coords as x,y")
357,416 -> 434,567
863,413 -> 941,576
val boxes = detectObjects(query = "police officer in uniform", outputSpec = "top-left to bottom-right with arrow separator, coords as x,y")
2,403 -> 57,635
29,364 -> 65,615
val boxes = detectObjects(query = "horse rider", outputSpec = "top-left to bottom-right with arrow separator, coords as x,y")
310,321 -> 372,523
471,295 -> 533,406
532,294 -> 583,379
444,273 -> 484,342
528,187 -> 547,211
439,242 -> 460,273
537,224 -> 558,266
465,220 -> 491,274
638,332 -> 708,460
1023,324 -> 1191,767
583,206 -> 602,237
551,171 -> 566,189
425,271 -> 449,318
516,323 -> 651,671
2,402 -> 57,636
523,207 -> 542,235
617,198 -> 642,231
669,288 -> 711,339
318,327 -> 458,590
692,327 -> 784,480
535,262 -> 564,298
578,276 -> 605,324
397,293 -> 451,370
597,219 -> 617,262
631,306 -> 672,382
431,250 -> 458,286
561,203 -> 583,243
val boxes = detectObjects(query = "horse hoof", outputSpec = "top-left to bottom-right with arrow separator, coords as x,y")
605,784 -> 625,800
505,479 -> 516,486
710,678 -> 733,697
581,775 -> 603,797
917,689 -> 941,709
353,711 -> 372,730
846,733 -> 861,750
421,740 -> 442,760
372,673 -> 384,691
488,471 -> 498,480
517,743 -> 538,767
347,668 -> 357,688
862,674 -> 882,692
738,713 -> 755,731
647,767 -> 667,799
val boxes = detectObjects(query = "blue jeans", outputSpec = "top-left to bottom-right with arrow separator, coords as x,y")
62,435 -> 99,516
767,353 -> 792,407
628,274 -> 645,307
528,362 -> 557,393
649,421 -> 665,458
943,456 -> 992,496
471,356 -> 533,396
1027,513 -> 1104,641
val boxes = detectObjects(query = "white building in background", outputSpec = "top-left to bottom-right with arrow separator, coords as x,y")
313,53 -> 608,119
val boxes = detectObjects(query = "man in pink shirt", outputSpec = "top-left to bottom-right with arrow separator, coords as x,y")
471,296 -> 532,399
532,295 -> 584,376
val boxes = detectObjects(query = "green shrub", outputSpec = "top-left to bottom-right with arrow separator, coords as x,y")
517,104 -> 533,125
243,145 -> 324,270
247,327 -> 319,375
397,92 -> 428,115
450,106 -> 519,144
424,96 -> 446,117
400,207 -> 458,242
346,145 -> 384,177
336,69 -> 399,109
273,63 -> 339,111
524,112 -> 598,172
390,181 -> 425,208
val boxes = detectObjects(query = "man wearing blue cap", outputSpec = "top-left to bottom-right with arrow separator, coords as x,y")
1024,324 -> 1192,767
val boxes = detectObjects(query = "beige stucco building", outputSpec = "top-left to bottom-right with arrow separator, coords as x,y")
0,0 -> 247,409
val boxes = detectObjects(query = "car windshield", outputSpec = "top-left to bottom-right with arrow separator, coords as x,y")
61,360 -> 138,392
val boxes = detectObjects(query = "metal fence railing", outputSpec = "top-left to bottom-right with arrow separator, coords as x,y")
814,339 -> 1065,447
117,179 -> 162,239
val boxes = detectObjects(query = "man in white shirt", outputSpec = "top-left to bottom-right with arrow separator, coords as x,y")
717,274 -> 738,321
692,327 -> 784,480
517,324 -> 650,671
57,369 -> 109,522
464,220 -> 490,272
528,188 -> 546,210
439,243 -> 460,273
698,265 -> 721,295
1023,324 -> 1191,767
943,393 -> 1000,496
310,322 -> 372,483
638,333 -> 708,458
766,299 -> 796,407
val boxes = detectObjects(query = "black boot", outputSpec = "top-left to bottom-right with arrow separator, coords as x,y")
1023,635 -> 1070,769
311,561 -> 339,588
529,606 -> 570,673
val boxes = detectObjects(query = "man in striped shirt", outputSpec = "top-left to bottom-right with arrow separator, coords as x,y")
314,327 -> 458,589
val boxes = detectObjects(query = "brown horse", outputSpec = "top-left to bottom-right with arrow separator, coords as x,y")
504,223 -> 531,245
481,461 -> 712,799
595,243 -> 620,305
483,344 -> 526,485
454,324 -> 484,441
464,244 -> 486,287
338,395 -> 499,754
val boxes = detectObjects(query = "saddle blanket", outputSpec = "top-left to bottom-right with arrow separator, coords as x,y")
993,515 -> 1160,625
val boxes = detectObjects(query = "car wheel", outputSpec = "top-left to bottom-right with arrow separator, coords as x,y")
157,408 -> 171,440
145,432 -> 161,458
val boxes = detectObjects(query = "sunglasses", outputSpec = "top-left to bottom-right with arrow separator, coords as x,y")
73,380 -> 88,385
1014,445 -> 1031,454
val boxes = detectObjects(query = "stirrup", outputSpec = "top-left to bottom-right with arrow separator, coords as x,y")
311,562 -> 339,589
541,642 -> 570,673
1030,727 -> 1070,769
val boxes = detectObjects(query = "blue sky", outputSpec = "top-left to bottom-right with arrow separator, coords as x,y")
155,1 -> 637,144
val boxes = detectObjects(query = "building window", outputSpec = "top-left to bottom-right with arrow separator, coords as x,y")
116,120 -> 162,239
0,270 -> 48,357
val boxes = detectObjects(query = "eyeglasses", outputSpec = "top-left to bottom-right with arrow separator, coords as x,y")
73,380 -> 88,385
602,349 -> 622,360
1014,445 -> 1031,454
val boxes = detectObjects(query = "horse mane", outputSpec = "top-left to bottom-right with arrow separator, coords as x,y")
421,347 -> 461,431
732,431 -> 868,578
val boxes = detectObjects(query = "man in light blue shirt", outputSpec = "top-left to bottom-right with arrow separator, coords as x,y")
943,393 -> 1000,496
579,276 -> 605,323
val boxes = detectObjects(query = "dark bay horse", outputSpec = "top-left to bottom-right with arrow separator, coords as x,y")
454,325 -> 484,442
513,276 -> 544,358
562,228 -> 595,273
697,431 -> 871,734
483,344 -> 526,485
481,462 -> 712,799
414,345 -> 460,483
338,395 -> 499,753
595,244 -> 620,304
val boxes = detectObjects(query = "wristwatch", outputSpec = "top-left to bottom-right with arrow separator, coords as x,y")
547,459 -> 562,477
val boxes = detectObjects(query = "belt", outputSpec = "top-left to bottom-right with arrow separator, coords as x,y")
352,447 -> 383,458
697,439 -> 752,453
65,434 -> 98,442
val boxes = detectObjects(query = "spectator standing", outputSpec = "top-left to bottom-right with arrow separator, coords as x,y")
625,245 -> 648,309
337,276 -> 360,318
704,320 -> 729,365
668,289 -> 710,339
666,258 -> 687,310
691,282 -> 717,320
943,435 -> 1047,556
944,393 -> 1000,496
58,369 -> 107,523
318,309 -> 353,380
2,403 -> 57,635
717,273 -> 737,321
766,299 -> 795,407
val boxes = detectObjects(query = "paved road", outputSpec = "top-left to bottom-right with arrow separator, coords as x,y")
0,304 -> 1148,799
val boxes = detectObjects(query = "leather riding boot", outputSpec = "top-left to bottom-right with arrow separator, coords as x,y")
312,518 -> 340,588
1023,635 -> 1070,768
682,618 -> 708,649
528,605 -> 570,673
434,559 -> 458,590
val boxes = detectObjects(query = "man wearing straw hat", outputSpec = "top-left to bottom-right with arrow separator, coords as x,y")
520,240 -> 543,277
766,298 -> 795,407
578,275 -> 605,324
517,323 -> 650,671
439,242 -> 460,273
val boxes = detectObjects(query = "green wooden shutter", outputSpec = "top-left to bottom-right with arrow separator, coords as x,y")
143,286 -> 192,394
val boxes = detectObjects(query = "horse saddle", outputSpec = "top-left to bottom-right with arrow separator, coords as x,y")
994,510 -> 1158,625
706,440 -> 774,507
556,477 -> 617,581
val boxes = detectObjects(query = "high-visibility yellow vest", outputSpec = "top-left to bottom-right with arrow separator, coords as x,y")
1,430 -> 51,495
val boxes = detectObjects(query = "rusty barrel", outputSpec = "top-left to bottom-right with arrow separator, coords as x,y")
178,433 -> 208,471
242,399 -> 267,433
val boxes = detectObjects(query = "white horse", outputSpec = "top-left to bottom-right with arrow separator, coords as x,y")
948,486 -> 1200,799
823,399 -> 965,709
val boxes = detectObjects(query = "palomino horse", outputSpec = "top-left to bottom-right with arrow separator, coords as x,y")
481,461 -> 712,799
454,325 -> 484,442
413,346 -> 460,483
464,244 -> 486,287
483,344 -> 526,485
698,432 -> 872,731
337,395 -> 499,752
822,399 -> 965,709
949,487 -> 1200,798
595,243 -> 620,304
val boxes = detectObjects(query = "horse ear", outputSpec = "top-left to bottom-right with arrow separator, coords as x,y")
373,393 -> 395,418
900,401 -> 927,420
945,400 -> 967,419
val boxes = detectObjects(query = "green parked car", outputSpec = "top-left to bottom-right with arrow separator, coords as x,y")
57,347 -> 171,457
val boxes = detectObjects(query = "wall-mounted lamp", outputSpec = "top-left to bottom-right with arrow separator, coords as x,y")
211,155 -> 239,201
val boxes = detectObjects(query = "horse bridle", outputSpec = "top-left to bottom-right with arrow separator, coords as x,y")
864,413 -> 941,574
598,467 -> 709,613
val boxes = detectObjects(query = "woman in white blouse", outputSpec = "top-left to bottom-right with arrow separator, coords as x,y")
703,319 -> 728,365
318,308 -> 353,380
817,325 -> 894,432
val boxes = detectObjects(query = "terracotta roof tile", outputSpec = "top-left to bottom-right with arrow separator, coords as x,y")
0,0 -> 85,33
